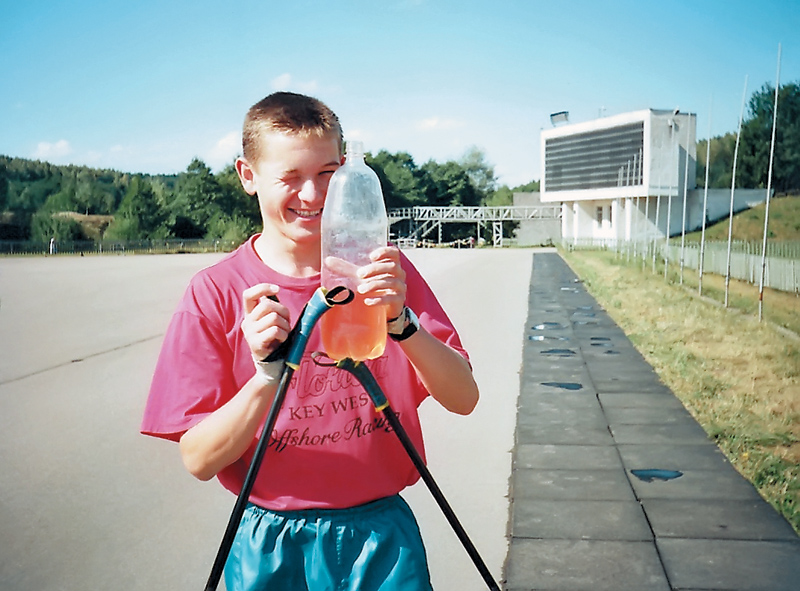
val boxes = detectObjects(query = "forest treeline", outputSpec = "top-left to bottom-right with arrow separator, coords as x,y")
1,80 -> 797,245
0,146 -> 537,244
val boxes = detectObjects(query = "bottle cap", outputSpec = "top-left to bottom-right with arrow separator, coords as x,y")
345,140 -> 364,159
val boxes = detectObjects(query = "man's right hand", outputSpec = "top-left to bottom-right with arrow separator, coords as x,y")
241,284 -> 292,361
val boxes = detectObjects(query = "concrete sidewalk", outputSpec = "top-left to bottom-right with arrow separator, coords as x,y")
504,252 -> 800,591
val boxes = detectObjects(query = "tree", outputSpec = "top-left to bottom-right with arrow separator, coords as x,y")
460,146 -> 497,202
484,180 -> 542,206
696,133 -> 738,189
367,150 -> 425,209
105,176 -> 165,240
39,177 -> 78,213
216,163 -> 261,225
739,81 -> 800,194
167,158 -> 226,238
485,185 -> 514,206
74,170 -> 116,214
0,160 -> 8,212
513,180 -> 541,192
417,159 -> 481,242
7,173 -> 62,214
204,213 -> 256,244
30,210 -> 85,242
419,160 -> 480,207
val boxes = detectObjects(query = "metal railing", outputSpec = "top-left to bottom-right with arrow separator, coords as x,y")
0,239 -> 239,256
407,205 -> 562,222
388,205 -> 561,246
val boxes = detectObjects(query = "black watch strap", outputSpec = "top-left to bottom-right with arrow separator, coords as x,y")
389,307 -> 419,342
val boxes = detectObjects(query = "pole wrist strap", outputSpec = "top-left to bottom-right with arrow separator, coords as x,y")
253,356 -> 285,386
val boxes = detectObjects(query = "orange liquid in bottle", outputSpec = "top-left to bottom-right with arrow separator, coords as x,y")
320,293 -> 387,361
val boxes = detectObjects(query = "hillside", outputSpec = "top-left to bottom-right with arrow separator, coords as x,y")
686,194 -> 800,242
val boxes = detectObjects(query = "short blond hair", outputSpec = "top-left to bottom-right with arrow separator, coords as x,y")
242,92 -> 343,163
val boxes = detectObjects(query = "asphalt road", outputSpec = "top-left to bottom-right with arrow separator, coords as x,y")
0,247 -> 534,591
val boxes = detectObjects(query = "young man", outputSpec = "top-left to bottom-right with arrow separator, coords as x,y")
141,92 -> 479,590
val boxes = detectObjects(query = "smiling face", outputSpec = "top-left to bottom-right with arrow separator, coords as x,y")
236,130 -> 342,274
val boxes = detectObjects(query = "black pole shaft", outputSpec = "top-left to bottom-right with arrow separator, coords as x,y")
203,366 -> 295,591
379,405 -> 501,591
201,288 -> 344,591
334,359 -> 500,591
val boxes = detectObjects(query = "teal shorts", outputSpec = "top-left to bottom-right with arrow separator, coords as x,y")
224,495 -> 433,591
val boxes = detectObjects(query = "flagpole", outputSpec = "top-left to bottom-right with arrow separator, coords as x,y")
643,190 -> 650,271
665,116 -> 677,281
725,75 -> 748,307
758,44 -> 782,322
653,147 -> 662,274
679,114 -> 691,285
699,97 -> 713,295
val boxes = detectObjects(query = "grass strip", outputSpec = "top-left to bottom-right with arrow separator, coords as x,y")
560,248 -> 800,533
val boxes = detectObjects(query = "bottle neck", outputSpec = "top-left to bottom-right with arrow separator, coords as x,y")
345,140 -> 365,162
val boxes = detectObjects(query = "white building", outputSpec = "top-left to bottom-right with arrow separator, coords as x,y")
540,109 -> 767,244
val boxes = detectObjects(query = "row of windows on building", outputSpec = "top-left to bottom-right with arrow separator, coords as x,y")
545,122 -> 645,192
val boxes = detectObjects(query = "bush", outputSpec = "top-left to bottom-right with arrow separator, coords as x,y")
30,211 -> 85,242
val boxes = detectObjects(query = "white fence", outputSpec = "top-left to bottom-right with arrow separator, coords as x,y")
568,239 -> 800,294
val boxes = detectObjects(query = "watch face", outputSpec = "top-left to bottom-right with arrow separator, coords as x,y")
406,307 -> 419,329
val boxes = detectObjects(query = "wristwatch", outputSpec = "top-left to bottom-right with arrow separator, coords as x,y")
387,306 -> 420,342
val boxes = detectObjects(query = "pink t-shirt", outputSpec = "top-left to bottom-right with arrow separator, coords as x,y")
141,236 -> 468,510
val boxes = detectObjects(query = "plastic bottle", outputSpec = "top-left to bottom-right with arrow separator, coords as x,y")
320,140 -> 389,361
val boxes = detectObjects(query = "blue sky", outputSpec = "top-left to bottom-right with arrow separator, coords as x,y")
1,0 -> 798,187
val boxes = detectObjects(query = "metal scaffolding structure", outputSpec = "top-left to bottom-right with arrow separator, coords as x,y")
388,205 -> 562,247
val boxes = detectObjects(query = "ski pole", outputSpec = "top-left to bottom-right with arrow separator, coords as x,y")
203,286 -> 352,591
322,356 -> 501,591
